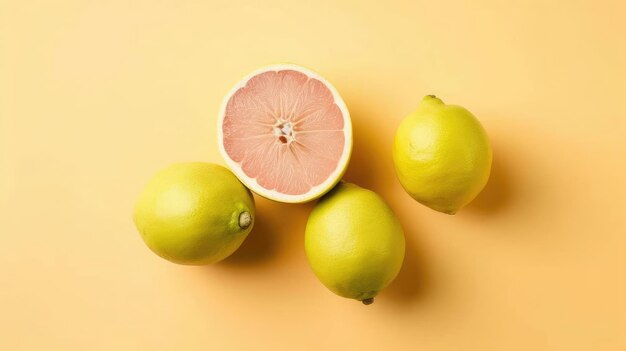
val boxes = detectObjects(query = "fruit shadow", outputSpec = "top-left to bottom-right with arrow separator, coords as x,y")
383,218 -> 434,304
218,204 -> 277,266
218,196 -> 313,267
466,136 -> 514,215
342,108 -> 390,191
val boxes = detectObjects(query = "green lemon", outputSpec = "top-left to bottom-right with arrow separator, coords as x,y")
393,95 -> 492,214
305,182 -> 405,305
133,162 -> 255,265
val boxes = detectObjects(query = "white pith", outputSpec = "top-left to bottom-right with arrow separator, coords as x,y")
273,121 -> 294,143
217,63 -> 353,203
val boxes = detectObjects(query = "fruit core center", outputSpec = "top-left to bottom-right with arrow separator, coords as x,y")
273,121 -> 294,144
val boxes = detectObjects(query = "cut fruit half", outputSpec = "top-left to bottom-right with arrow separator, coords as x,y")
218,64 -> 352,203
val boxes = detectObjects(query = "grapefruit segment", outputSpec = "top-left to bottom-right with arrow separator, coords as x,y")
218,64 -> 352,203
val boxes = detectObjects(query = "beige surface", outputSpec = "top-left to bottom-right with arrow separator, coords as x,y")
1,1 -> 625,350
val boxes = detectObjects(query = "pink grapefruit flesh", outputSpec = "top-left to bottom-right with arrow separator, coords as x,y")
218,64 -> 352,203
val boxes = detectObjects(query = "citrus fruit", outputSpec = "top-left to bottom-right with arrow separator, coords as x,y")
305,182 -> 405,305
218,64 -> 352,203
392,95 -> 492,214
133,162 -> 255,265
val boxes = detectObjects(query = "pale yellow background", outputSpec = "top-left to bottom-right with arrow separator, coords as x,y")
1,1 -> 625,350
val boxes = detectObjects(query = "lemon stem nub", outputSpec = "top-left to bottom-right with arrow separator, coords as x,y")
238,212 -> 252,229
362,298 -> 374,305
422,94 -> 444,106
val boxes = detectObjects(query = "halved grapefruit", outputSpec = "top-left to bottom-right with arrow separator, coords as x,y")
218,64 -> 352,203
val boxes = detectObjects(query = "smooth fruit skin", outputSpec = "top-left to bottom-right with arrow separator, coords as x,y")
305,182 -> 405,304
133,162 -> 255,265
392,95 -> 492,214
